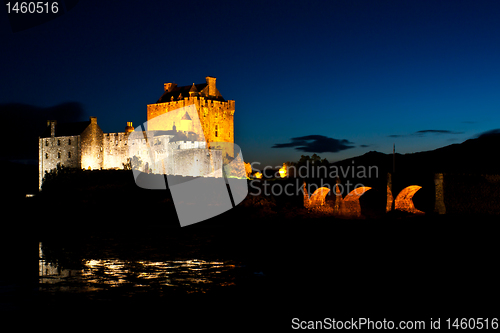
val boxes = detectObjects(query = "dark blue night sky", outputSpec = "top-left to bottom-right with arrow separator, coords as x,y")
2,0 -> 500,167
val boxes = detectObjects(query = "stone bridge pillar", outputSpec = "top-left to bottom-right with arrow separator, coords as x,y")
333,177 -> 342,214
434,173 -> 446,214
386,172 -> 393,212
303,181 -> 310,208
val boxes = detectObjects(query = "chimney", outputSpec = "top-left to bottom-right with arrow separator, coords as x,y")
90,116 -> 97,125
125,122 -> 134,133
164,83 -> 177,92
205,76 -> 216,96
47,120 -> 57,137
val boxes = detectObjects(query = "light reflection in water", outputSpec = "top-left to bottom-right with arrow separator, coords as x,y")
39,242 -> 239,294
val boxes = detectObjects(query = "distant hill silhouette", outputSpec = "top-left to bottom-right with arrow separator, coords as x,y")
332,133 -> 500,176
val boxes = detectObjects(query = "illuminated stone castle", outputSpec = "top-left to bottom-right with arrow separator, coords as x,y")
39,76 -> 234,190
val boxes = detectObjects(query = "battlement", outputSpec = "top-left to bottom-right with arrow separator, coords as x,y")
104,132 -> 128,137
151,96 -> 235,111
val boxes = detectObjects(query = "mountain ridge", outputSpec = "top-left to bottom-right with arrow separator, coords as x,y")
332,133 -> 500,175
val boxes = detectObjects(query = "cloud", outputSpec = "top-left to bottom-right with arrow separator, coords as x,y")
272,135 -> 355,153
414,129 -> 463,136
388,129 -> 463,138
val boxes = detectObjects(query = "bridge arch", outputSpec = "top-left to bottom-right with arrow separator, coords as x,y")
309,187 -> 331,207
338,186 -> 372,218
394,185 -> 424,214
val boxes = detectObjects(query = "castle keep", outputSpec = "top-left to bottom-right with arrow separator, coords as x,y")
39,76 -> 234,190
147,76 -> 235,157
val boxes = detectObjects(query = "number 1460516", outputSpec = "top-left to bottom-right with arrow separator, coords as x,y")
446,318 -> 498,330
6,2 -> 59,14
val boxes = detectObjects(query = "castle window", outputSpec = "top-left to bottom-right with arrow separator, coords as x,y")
45,140 -> 49,146
57,152 -> 61,159
68,138 -> 71,145
215,125 -> 218,138
45,153 -> 48,159
68,152 -> 71,158
57,139 -> 60,146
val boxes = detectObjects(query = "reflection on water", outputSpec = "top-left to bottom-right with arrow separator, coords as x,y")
39,242 -> 242,295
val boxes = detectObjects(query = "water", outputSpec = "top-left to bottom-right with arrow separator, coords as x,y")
39,240 -> 265,302
39,242 -> 241,295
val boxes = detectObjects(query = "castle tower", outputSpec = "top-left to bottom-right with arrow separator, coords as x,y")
180,111 -> 193,133
147,76 -> 235,158
38,116 -> 103,190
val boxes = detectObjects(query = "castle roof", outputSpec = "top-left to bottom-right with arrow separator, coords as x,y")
39,120 -> 91,138
156,83 -> 225,103
189,83 -> 199,94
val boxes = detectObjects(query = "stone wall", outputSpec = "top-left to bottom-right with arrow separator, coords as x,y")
39,135 -> 81,189
102,132 -> 131,169
147,96 -> 235,158
80,117 -> 103,170
126,132 -> 221,178
127,132 -> 174,174
169,148 -> 223,178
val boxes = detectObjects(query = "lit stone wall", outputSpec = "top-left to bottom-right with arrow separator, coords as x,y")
168,148 -> 223,178
127,132 -> 174,174
147,97 -> 235,158
38,135 -> 80,190
148,101 -> 204,137
80,117 -> 103,170
127,132 -> 221,177
102,132 -> 131,169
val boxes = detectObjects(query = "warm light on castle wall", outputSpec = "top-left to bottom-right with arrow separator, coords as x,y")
81,155 -> 99,170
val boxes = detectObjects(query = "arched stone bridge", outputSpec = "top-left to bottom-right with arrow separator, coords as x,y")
303,173 -> 445,218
